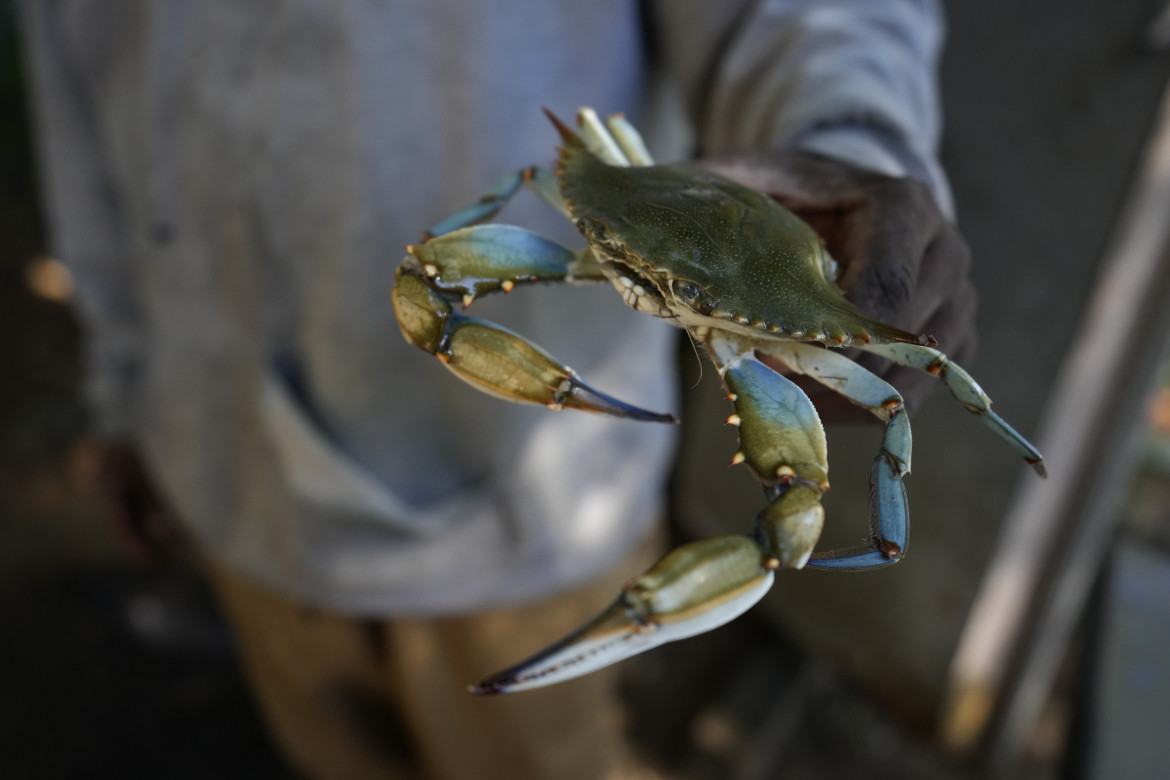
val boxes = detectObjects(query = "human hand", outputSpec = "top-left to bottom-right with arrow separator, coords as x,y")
698,151 -> 976,420
97,441 -> 176,562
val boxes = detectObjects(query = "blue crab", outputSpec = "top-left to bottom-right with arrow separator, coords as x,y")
392,107 -> 1045,694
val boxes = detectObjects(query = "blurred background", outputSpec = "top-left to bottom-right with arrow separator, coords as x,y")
5,1 -> 1170,778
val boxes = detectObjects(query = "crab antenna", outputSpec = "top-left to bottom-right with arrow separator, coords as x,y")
541,107 -> 585,149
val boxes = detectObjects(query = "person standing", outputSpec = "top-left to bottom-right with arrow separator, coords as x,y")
21,1 -> 971,777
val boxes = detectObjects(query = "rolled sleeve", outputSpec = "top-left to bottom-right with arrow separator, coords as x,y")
652,0 -> 953,215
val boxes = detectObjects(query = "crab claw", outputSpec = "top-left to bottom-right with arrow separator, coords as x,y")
471,535 -> 773,694
393,265 -> 676,423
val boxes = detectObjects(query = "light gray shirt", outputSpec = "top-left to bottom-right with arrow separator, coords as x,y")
22,0 -> 949,615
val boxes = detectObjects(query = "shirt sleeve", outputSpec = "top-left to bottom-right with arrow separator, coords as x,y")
649,0 -> 953,217
19,1 -> 143,438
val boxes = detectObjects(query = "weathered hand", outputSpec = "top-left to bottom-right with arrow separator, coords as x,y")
698,151 -> 976,419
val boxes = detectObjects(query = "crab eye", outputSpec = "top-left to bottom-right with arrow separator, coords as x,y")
674,281 -> 702,301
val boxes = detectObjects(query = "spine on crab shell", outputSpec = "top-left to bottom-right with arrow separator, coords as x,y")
541,107 -> 587,151
542,108 -> 632,222
542,107 -> 602,183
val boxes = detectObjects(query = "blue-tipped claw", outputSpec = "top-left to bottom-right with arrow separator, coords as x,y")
471,535 -> 772,694
806,455 -> 908,570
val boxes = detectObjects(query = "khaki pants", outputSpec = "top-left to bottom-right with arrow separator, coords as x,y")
205,537 -> 660,780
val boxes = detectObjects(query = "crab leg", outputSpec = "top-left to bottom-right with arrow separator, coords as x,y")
425,107 -> 655,241
471,341 -> 844,694
393,266 -> 673,421
859,342 -> 1046,476
472,535 -> 774,694
405,224 -> 605,306
711,347 -> 830,570
757,341 -> 912,570
393,232 -> 672,421
424,166 -> 567,239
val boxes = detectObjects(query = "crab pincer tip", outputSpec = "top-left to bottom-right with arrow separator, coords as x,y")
468,681 -> 504,696
561,376 -> 677,423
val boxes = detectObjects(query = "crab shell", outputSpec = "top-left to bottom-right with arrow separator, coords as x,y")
552,119 -> 924,351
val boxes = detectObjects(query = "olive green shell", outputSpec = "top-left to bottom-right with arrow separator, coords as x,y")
556,140 -> 919,346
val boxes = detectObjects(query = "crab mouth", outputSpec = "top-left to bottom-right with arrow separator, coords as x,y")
613,271 -> 662,309
603,262 -> 676,319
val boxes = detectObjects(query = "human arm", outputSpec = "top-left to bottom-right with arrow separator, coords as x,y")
648,0 -> 972,412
